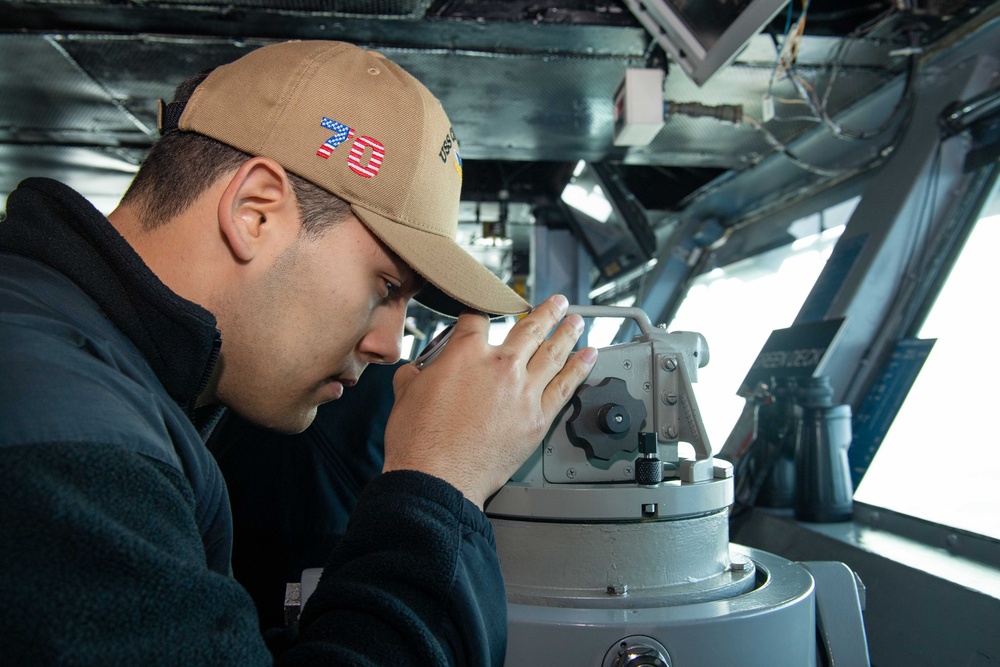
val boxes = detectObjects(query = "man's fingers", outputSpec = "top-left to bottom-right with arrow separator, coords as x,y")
412,310 -> 488,372
392,362 -> 420,396
525,312 -> 585,377
501,295 -> 569,358
541,346 -> 598,418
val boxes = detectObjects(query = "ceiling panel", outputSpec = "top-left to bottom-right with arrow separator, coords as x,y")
2,0 -> 995,230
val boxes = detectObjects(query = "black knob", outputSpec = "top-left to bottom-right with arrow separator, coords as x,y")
565,377 -> 648,461
598,404 -> 631,434
635,457 -> 663,486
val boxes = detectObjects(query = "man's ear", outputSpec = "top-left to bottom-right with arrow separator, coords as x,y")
217,157 -> 295,262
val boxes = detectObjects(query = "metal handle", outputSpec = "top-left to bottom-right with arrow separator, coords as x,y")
567,305 -> 656,336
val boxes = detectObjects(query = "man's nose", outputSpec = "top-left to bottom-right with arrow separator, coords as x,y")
359,311 -> 404,364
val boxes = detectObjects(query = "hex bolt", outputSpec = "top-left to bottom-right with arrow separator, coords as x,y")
606,584 -> 628,596
566,468 -> 577,479
730,559 -> 751,572
662,426 -> 678,439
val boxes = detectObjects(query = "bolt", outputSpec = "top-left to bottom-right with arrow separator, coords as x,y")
623,360 -> 633,370
606,584 -> 628,596
661,357 -> 677,372
731,559 -> 751,572
545,445 -> 554,456
662,426 -> 678,439
946,534 -> 959,549
661,392 -> 678,405
566,468 -> 577,479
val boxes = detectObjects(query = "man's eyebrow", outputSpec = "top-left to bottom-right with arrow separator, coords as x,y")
403,273 -> 428,298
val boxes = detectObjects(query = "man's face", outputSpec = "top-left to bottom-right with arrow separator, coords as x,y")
214,213 -> 421,433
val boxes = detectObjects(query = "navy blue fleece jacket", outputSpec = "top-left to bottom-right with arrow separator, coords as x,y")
0,178 -> 507,666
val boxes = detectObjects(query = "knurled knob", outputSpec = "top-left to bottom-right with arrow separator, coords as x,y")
635,457 -> 663,486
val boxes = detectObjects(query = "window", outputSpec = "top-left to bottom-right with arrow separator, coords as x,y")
586,295 -> 637,349
854,180 -> 1000,540
667,198 -> 858,453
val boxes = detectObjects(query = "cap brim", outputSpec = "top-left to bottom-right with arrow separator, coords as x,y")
352,205 -> 531,318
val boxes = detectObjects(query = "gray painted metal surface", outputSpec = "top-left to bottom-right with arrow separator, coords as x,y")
492,511 -> 754,607
486,477 -> 733,521
502,545 -> 818,667
801,561 -> 871,667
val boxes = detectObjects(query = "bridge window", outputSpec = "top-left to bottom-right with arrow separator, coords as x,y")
668,197 -> 859,452
854,177 -> 1000,540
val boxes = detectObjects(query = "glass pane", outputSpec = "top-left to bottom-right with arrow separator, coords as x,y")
854,186 -> 1000,539
668,200 -> 856,453
586,295 -> 637,349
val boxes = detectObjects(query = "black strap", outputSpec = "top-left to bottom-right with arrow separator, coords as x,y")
158,99 -> 186,135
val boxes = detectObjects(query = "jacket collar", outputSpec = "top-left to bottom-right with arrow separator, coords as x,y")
1,177 -> 221,418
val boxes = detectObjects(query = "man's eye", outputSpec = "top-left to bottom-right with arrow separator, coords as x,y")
384,280 -> 400,300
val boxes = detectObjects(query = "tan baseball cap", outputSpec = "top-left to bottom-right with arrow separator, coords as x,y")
172,40 -> 530,317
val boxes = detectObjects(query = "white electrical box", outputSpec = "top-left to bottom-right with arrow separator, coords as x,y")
612,68 -> 666,147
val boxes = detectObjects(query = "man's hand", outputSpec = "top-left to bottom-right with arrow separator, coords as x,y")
383,295 -> 598,509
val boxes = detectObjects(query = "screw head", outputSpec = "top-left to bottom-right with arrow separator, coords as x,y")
566,468 -> 577,479
660,392 -> 678,405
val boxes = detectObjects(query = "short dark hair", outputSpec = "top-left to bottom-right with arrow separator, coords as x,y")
121,70 -> 351,235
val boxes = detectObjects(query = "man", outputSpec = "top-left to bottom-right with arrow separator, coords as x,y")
0,40 -> 597,665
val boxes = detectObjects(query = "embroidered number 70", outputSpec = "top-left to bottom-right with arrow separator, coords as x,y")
316,117 -> 386,179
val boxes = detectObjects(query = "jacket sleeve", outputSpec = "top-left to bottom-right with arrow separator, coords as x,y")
0,441 -> 275,666
277,470 -> 509,667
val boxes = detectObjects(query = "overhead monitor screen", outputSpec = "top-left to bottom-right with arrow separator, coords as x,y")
667,0 -> 756,50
